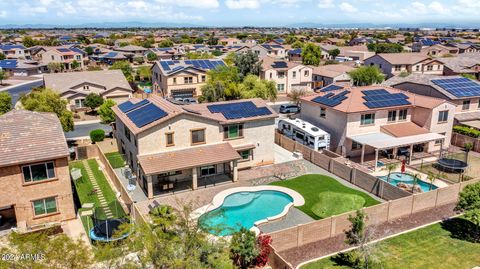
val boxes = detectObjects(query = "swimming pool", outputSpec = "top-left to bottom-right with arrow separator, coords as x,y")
378,172 -> 437,192
198,189 -> 296,236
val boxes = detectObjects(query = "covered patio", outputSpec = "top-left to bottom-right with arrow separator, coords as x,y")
138,143 -> 241,198
349,128 -> 446,171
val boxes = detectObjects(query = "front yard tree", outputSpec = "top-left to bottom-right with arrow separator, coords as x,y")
146,51 -> 158,61
109,61 -> 134,82
71,60 -> 81,70
48,62 -> 64,73
329,48 -> 340,59
0,92 -> 12,115
349,66 -> 385,86
98,99 -> 116,124
230,228 -> 259,269
301,43 -> 322,66
456,182 -> 480,242
85,93 -> 104,112
238,74 -> 277,101
234,50 -> 262,78
20,88 -> 74,132
0,69 -> 8,85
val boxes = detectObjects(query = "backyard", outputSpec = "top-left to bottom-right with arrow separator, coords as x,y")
301,218 -> 480,269
412,151 -> 480,183
70,159 -> 126,233
105,151 -> 126,169
269,174 -> 380,219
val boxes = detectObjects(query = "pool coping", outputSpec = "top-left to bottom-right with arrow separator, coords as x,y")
192,185 -> 305,236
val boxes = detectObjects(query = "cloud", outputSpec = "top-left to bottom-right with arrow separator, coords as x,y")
225,0 -> 260,9
429,1 -> 448,14
318,0 -> 334,8
127,0 -> 149,9
339,2 -> 357,12
0,10 -> 6,18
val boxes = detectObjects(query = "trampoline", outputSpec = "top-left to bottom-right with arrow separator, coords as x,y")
437,158 -> 468,173
89,218 -> 131,242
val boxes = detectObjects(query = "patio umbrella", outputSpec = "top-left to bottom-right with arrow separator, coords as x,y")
401,159 -> 406,173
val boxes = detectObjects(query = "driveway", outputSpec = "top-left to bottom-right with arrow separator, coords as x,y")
0,79 -> 44,105
64,121 -> 112,140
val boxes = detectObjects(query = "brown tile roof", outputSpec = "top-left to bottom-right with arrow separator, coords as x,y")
0,110 -> 68,167
301,85 -> 447,113
371,53 -> 430,65
381,122 -> 429,137
138,143 -> 241,175
311,64 -> 355,78
261,56 -> 299,71
112,97 -> 277,135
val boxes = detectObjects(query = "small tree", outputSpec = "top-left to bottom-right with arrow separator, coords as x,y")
456,182 -> 480,242
0,92 -> 12,115
84,93 -> 104,112
84,46 -> 94,55
349,66 -> 385,86
71,60 -> 81,70
149,205 -> 176,232
234,50 -> 262,78
230,228 -> 259,269
329,48 -> 340,59
48,62 -> 64,73
0,69 -> 8,85
254,233 -> 272,267
412,173 -> 420,193
289,88 -> 308,105
302,43 -> 322,66
90,129 -> 105,143
345,210 -> 366,246
98,99 -> 116,124
146,52 -> 158,61
464,142 -> 474,164
110,61 -> 134,82
385,163 -> 398,183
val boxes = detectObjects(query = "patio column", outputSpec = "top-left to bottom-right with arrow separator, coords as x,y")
232,160 -> 238,182
360,144 -> 365,164
408,144 -> 413,164
374,149 -> 379,171
439,139 -> 444,158
192,167 -> 198,190
147,175 -> 153,199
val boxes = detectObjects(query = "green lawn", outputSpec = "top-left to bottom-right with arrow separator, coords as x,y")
70,159 -> 126,233
302,219 -> 480,269
105,152 -> 126,169
269,174 -> 380,219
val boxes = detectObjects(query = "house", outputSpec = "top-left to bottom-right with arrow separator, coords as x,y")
0,44 -> 31,60
446,42 -> 480,54
151,59 -> 225,99
237,44 -> 286,59
260,57 -> 313,95
219,37 -> 242,46
338,45 -> 375,62
93,51 -> 128,65
147,47 -> 184,60
438,53 -> 480,79
384,74 -> 480,125
322,38 -> 345,46
0,59 -> 48,76
287,48 -> 302,62
0,110 -> 75,231
364,53 -> 444,78
41,47 -> 85,70
113,45 -> 148,55
411,38 -> 441,52
112,97 -> 277,198
420,44 -> 459,57
349,37 -> 373,46
311,64 -> 355,89
299,86 -> 455,171
43,70 -> 134,111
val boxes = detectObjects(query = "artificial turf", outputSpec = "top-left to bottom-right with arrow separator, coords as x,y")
311,191 -> 365,219
301,219 -> 480,269
104,152 -> 126,169
269,174 -> 380,219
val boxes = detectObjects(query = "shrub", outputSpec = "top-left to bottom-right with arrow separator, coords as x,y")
90,129 -> 105,143
453,125 -> 480,138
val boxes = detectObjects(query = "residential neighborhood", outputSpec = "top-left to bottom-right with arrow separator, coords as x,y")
1,9 -> 480,269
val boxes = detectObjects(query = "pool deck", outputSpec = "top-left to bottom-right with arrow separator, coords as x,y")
259,207 -> 314,234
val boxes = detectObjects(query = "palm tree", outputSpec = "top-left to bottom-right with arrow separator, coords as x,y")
427,171 -> 435,191
385,163 -> 398,183
464,142 -> 474,164
412,173 -> 420,193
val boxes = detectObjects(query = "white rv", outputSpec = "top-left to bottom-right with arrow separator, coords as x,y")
278,118 -> 330,151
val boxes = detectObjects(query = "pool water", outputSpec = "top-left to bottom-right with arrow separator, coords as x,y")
198,190 -> 293,236
379,172 -> 437,192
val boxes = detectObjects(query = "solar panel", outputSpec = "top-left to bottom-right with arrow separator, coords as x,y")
312,91 -> 350,107
432,77 -> 480,98
361,88 -> 411,108
118,99 -> 150,113
272,61 -> 288,68
168,66 -> 183,74
160,61 -> 171,71
57,48 -> 71,52
207,101 -> 272,120
126,103 -> 168,128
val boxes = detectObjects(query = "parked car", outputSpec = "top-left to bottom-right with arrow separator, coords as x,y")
279,104 -> 300,114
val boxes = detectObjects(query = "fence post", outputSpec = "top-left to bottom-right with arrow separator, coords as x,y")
330,217 -> 336,237
434,189 -> 439,207
296,224 -> 302,248
351,168 -> 356,184
386,201 -> 391,222
410,194 -> 415,215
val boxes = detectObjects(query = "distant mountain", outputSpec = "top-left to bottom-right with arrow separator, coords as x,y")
285,22 -> 480,29
0,21 -> 202,29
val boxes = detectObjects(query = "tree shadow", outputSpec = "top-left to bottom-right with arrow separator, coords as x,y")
440,218 -> 479,243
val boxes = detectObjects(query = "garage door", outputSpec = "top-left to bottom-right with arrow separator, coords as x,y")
171,90 -> 194,99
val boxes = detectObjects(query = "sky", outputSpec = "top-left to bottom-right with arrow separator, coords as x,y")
0,0 -> 479,26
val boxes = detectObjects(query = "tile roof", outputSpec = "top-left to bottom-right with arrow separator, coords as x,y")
0,110 -> 68,167
112,97 -> 277,135
369,53 -> 430,65
138,142 -> 241,175
301,85 -> 447,113
438,53 -> 480,73
311,64 -> 355,78
381,122 -> 429,137
155,59 -> 226,76
261,56 -> 299,70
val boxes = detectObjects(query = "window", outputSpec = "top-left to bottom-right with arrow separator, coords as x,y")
22,162 -> 55,183
278,72 -> 285,78
398,109 -> 408,120
184,77 -> 193,84
83,85 -> 89,90
32,197 -> 57,216
173,78 -> 177,84
438,110 -> 449,123
292,71 -> 296,78
360,113 -> 375,125
76,55 -> 81,60
51,55 -> 54,60
201,75 -> 206,82
269,72 -> 272,79
191,129 -> 205,145
415,65 -> 420,71
435,132 -> 446,145
387,110 -> 397,122
74,99 -> 85,108
304,70 -> 309,76
238,149 -> 251,160
394,65 -> 401,71
224,124 -> 243,139
124,127 -> 131,141
427,65 -> 433,71
478,99 -> 480,110
277,84 -> 285,92
200,165 -> 216,176
320,107 -> 326,118
352,141 -> 362,150
462,100 -> 471,110
165,132 -> 174,146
